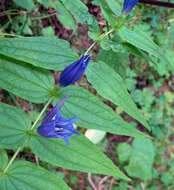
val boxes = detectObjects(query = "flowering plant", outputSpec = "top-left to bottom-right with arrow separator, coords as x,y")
0,0 -> 173,189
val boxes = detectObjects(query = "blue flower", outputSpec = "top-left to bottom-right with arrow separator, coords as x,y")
59,54 -> 91,87
123,0 -> 138,13
37,96 -> 79,146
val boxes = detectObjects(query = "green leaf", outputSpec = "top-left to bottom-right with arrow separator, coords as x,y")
105,0 -> 121,16
88,17 -> 101,41
40,0 -> 77,30
118,26 -> 174,72
125,138 -> 155,181
118,26 -> 157,55
161,172 -> 173,186
0,37 -> 78,70
58,86 -> 147,138
54,0 -> 76,30
98,0 -> 116,27
0,103 -> 30,149
116,181 -> 128,190
0,150 -> 8,171
86,61 -> 150,130
97,49 -> 129,78
13,0 -> 35,10
60,0 -> 93,25
28,134 -> 129,181
0,55 -> 54,103
37,0 -> 51,8
57,0 -> 100,39
0,160 -> 71,190
42,26 -> 55,37
116,143 -> 131,163
37,0 -> 76,30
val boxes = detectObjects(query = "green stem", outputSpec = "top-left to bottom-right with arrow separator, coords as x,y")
99,28 -> 115,41
30,97 -> 54,130
84,41 -> 97,55
3,147 -> 21,174
1,97 -> 54,176
85,15 -> 125,55
84,28 -> 115,55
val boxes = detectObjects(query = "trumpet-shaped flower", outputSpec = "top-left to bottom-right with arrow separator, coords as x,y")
37,96 -> 79,146
59,54 -> 91,87
123,0 -> 138,13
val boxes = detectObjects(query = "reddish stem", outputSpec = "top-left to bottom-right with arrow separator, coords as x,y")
139,0 -> 174,8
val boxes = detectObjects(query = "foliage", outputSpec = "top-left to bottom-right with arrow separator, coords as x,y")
0,0 -> 174,189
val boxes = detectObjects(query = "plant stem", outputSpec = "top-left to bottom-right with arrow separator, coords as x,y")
84,28 -> 115,55
0,10 -> 20,17
139,0 -> 174,8
30,97 -> 54,130
31,12 -> 57,20
84,41 -> 97,55
99,28 -> 115,41
3,147 -> 21,174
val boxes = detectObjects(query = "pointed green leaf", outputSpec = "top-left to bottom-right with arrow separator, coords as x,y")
0,37 -> 78,70
0,161 -> 71,190
0,56 -> 54,103
116,143 -> 131,163
37,0 -> 51,8
86,62 -> 150,130
125,138 -> 155,181
118,26 -> 174,72
28,134 -> 129,181
60,0 -> 93,24
38,0 -> 76,30
54,1 -> 76,30
58,86 -> 146,138
0,103 -> 30,149
13,0 -> 35,10
98,0 -> 117,27
105,0 -> 121,16
0,150 -> 8,171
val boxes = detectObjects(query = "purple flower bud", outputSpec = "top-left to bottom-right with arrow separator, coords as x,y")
123,0 -> 138,13
37,97 -> 79,146
59,54 -> 91,87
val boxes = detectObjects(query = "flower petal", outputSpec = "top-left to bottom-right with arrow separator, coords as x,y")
56,116 -> 78,127
123,0 -> 138,13
59,54 -> 91,87
37,121 -> 56,137
37,96 -> 79,147
64,135 -> 71,146
42,96 -> 67,124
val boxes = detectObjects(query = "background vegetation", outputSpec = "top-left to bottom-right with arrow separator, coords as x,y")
0,0 -> 174,189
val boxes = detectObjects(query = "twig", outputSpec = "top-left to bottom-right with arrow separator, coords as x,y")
31,12 -> 57,21
109,177 -> 115,190
106,22 -> 111,39
35,156 -> 39,165
98,176 -> 108,190
139,0 -> 174,8
140,183 -> 145,190
0,10 -> 20,17
88,173 -> 98,190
